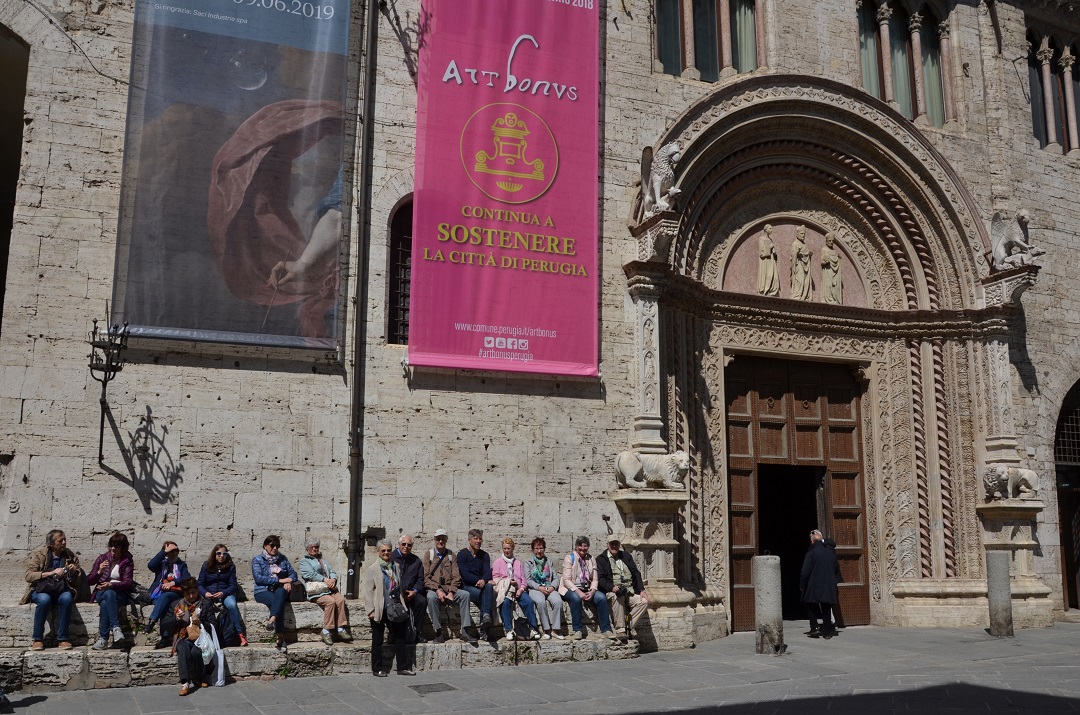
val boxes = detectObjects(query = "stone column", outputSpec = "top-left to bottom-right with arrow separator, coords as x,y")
719,0 -> 735,78
1037,44 -> 1059,149
629,282 -> 667,454
985,550 -> 1013,637
976,499 -> 1052,628
938,22 -> 956,124
680,0 -> 699,80
1060,51 -> 1079,154
753,556 -> 783,654
877,3 -> 895,104
908,12 -> 927,121
754,0 -> 766,70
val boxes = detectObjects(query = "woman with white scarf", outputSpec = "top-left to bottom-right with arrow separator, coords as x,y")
490,538 -> 542,641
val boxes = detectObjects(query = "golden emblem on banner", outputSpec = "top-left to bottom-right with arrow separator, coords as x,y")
460,103 -> 558,205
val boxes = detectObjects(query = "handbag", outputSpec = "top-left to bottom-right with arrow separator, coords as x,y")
130,581 -> 153,606
33,574 -> 68,598
384,588 -> 410,623
305,581 -> 331,598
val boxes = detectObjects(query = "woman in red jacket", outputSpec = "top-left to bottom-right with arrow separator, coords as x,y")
86,532 -> 135,650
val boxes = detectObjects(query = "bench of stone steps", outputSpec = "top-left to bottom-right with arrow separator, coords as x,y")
0,637 -> 638,694
0,599 -> 611,647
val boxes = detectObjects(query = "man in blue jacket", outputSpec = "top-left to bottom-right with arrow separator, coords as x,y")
457,529 -> 494,641
391,534 -> 428,643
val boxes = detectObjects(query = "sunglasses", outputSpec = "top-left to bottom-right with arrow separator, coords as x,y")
215,551 -> 228,556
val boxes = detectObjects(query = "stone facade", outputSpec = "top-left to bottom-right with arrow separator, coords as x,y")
0,0 -> 1077,648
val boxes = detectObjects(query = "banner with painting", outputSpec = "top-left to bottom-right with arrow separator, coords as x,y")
409,0 -> 600,375
113,0 -> 349,348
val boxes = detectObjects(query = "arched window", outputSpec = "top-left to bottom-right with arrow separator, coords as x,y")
675,0 -> 763,82
888,5 -> 915,119
656,0 -> 683,77
387,198 -> 412,345
858,0 -> 883,100
1029,33 -> 1049,147
0,25 -> 29,340
920,10 -> 946,127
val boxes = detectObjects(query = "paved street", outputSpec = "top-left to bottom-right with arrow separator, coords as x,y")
5,622 -> 1079,714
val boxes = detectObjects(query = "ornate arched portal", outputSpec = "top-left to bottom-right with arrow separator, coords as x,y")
623,76 -> 1053,634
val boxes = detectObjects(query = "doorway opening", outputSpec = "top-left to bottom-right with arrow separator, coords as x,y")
758,464 -> 823,619
0,25 -> 29,340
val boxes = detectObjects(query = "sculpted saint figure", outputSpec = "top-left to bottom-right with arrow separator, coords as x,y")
757,225 -> 780,296
790,225 -> 813,300
820,233 -> 842,304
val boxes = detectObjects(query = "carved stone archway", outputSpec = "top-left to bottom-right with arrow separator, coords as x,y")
623,75 -> 1051,635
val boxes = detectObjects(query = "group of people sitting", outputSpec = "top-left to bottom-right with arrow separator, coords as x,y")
23,527 -> 651,683
360,529 -> 649,675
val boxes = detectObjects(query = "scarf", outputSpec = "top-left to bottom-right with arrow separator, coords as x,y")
528,555 -> 551,586
379,559 -> 397,591
577,554 -> 591,588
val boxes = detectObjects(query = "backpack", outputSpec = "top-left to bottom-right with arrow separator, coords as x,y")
202,601 -> 240,648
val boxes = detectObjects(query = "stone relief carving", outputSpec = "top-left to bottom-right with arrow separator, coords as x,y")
990,210 -> 1044,271
983,464 -> 1040,501
790,225 -> 814,300
820,232 -> 843,304
757,224 -> 781,296
640,143 -> 682,219
615,450 -> 690,489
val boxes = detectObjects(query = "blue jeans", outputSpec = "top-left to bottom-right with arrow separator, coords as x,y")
207,594 -> 246,636
461,583 -> 494,619
31,590 -> 74,642
500,590 -> 538,630
255,588 -> 288,633
95,589 -> 128,636
149,591 -> 182,632
564,590 -> 611,633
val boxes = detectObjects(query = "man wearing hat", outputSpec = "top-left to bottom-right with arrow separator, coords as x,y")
596,535 -> 649,640
422,529 -> 473,644
392,533 -> 428,643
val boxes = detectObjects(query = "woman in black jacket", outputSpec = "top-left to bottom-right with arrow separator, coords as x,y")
197,544 -> 247,646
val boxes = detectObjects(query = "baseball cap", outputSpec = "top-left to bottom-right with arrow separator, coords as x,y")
434,528 -> 448,538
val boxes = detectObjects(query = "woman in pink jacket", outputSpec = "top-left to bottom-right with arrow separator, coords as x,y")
491,538 -> 542,641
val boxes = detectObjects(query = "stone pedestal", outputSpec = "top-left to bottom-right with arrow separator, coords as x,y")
976,500 -> 1053,628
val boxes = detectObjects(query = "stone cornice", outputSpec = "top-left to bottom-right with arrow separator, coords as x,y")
625,261 -> 1014,340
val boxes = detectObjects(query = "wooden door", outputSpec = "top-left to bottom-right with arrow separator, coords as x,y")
725,356 -> 870,631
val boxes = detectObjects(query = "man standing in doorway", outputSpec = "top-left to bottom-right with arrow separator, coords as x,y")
799,529 -> 842,639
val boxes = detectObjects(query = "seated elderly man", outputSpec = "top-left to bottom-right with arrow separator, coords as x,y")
391,534 -> 428,643
423,529 -> 473,644
457,529 -> 495,641
596,536 -> 649,640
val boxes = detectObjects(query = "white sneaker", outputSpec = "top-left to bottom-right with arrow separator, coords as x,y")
505,631 -> 516,641
531,630 -> 542,640
541,632 -> 551,640
111,626 -> 124,644
551,631 -> 564,640
92,636 -> 107,650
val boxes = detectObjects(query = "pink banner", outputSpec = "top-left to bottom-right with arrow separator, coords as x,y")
409,0 -> 599,376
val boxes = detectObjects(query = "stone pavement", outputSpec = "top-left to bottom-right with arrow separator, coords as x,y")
5,622 -> 1079,714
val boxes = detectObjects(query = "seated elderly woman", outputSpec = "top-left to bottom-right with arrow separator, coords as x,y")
88,531 -> 135,650
251,535 -> 298,650
298,537 -> 353,645
145,540 -> 191,648
22,529 -> 81,650
525,537 -> 564,640
491,537 -> 541,641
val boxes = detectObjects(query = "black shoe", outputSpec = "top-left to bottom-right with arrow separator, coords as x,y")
807,630 -> 821,638
823,633 -> 833,640
373,671 -> 388,677
155,637 -> 171,649
480,614 -> 492,628
433,631 -> 447,644
397,669 -> 416,676
461,628 -> 478,645
144,619 -> 157,635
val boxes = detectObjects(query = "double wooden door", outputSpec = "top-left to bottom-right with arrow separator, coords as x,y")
725,356 -> 871,632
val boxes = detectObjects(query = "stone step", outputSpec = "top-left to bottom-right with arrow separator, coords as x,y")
0,636 -> 639,693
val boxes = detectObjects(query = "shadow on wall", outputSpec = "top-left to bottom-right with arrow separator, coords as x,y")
632,683 -> 1078,714
101,405 -> 184,514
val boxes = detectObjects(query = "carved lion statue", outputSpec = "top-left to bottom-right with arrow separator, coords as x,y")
983,464 -> 1039,500
615,450 -> 689,489
990,209 -> 1044,271
640,143 -> 682,218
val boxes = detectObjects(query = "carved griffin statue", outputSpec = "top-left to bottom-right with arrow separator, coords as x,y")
983,464 -> 1040,501
615,450 -> 689,489
990,210 -> 1044,271
640,143 -> 682,218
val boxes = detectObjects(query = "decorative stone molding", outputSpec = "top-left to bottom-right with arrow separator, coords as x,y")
613,490 -> 693,592
975,499 -> 1053,627
980,265 -> 1040,307
629,212 -> 679,263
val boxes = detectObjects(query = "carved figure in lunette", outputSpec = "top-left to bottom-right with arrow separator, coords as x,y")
615,450 -> 689,489
820,233 -> 843,304
790,225 -> 813,300
990,210 -> 1044,271
639,143 -> 682,218
757,224 -> 780,296
983,464 -> 1040,500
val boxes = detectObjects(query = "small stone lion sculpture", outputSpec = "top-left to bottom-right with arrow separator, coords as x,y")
640,143 -> 682,218
615,450 -> 689,489
983,464 -> 1039,500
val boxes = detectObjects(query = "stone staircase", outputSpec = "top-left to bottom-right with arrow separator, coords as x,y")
0,600 -> 639,693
